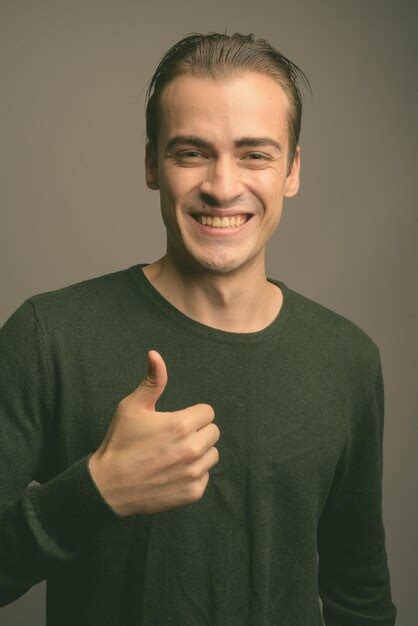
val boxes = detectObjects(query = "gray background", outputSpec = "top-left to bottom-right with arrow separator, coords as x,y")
1,0 -> 416,623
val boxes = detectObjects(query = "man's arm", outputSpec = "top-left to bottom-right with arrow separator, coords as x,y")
0,299 -> 123,607
317,349 -> 397,625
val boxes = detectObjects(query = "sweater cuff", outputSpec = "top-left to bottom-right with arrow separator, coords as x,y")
23,453 -> 126,554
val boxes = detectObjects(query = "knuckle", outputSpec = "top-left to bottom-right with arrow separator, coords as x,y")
181,441 -> 200,463
184,464 -> 200,480
172,417 -> 189,437
187,481 -> 204,501
141,375 -> 156,389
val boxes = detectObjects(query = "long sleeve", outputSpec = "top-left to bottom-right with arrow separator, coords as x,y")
0,299 -> 123,607
317,349 -> 397,624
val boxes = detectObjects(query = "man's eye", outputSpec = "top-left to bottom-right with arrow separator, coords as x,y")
245,153 -> 269,160
177,151 -> 204,158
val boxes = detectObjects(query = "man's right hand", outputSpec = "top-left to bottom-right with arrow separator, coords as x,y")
88,350 -> 220,517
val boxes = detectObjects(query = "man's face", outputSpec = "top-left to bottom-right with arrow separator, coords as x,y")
145,71 -> 300,275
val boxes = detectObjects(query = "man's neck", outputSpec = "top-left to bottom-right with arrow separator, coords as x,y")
141,256 -> 283,333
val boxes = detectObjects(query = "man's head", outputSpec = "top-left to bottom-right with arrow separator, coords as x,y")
144,32 -> 311,276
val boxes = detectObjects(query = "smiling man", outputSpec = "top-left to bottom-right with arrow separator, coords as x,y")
0,32 -> 397,626
142,70 -> 300,333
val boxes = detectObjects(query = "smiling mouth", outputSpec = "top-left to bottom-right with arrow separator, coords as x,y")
191,213 -> 253,228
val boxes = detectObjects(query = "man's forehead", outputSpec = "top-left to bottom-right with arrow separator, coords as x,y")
158,72 -> 289,146
159,71 -> 290,114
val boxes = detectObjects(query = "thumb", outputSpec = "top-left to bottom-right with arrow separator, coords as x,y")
132,349 -> 168,412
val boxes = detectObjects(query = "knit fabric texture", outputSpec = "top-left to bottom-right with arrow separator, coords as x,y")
0,263 -> 397,625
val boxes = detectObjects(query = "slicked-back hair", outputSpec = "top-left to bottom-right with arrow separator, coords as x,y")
145,32 -> 312,176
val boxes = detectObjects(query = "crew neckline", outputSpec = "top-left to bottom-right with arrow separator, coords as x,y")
127,263 -> 293,345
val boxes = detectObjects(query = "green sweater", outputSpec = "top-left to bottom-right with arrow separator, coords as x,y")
0,263 -> 397,625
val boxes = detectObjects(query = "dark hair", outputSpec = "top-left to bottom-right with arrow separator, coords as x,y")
145,32 -> 312,176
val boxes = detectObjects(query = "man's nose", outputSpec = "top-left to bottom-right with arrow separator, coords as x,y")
199,156 -> 244,206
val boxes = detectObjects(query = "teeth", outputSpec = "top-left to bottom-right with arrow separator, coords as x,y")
196,214 -> 249,228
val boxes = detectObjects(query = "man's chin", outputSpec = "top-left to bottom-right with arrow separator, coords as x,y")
185,249 -> 247,276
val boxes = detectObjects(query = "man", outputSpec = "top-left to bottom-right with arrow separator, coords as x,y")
0,32 -> 397,625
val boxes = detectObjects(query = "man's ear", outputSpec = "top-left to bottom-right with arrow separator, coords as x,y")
145,143 -> 159,190
283,145 -> 301,198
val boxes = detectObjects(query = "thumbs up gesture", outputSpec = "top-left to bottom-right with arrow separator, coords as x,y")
88,350 -> 220,517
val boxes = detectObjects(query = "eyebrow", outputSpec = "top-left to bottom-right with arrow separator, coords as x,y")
165,134 -> 282,154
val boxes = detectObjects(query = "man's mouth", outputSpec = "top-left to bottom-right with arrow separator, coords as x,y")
190,213 -> 253,229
